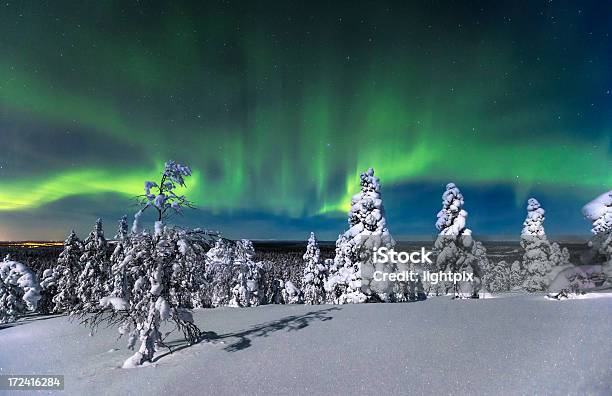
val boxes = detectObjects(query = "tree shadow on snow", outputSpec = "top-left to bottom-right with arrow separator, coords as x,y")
152,307 -> 340,360
0,313 -> 64,331
212,307 -> 340,352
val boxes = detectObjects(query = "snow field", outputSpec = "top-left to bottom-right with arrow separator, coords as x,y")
1,294 -> 610,395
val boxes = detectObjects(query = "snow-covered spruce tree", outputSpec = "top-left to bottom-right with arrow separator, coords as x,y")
324,233 -> 351,303
508,260 -> 524,290
242,240 -> 269,307
302,232 -> 327,305
545,190 -> 612,297
583,190 -> 612,235
521,198 -> 553,292
0,256 -> 42,324
432,183 -> 484,297
81,161 -> 204,368
432,183 -> 470,295
172,229 -> 208,308
75,218 -> 110,312
110,215 -> 131,300
549,242 -> 571,268
486,260 -> 511,293
327,168 -> 395,303
582,190 -> 612,265
466,240 -> 490,294
38,264 -> 58,314
48,230 -> 83,313
229,240 -> 269,307
205,238 -> 235,307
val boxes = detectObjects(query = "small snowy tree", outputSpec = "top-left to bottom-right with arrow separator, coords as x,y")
50,230 -> 83,312
118,229 -> 201,368
521,198 -> 553,292
549,242 -> 571,267
324,234 -> 350,303
75,219 -> 110,312
205,238 -> 235,307
38,268 -> 58,314
0,256 -> 42,324
172,229 -> 208,308
486,260 -> 511,293
282,280 -> 302,304
229,240 -> 268,307
509,260 -> 524,290
468,240 -> 490,293
110,216 -> 131,299
432,183 -> 484,297
302,232 -> 327,305
582,190 -> 612,265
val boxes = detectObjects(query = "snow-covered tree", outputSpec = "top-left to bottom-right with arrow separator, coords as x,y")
546,190 -> 612,298
269,278 -> 285,304
549,242 -> 571,267
582,190 -> 612,265
135,160 -> 194,223
75,219 -> 110,312
486,260 -> 511,293
522,198 -> 546,236
229,240 -> 268,307
172,229 -> 208,308
583,190 -> 612,235
436,183 -> 472,237
79,161 -> 205,368
468,240 -> 490,293
432,183 -> 484,297
432,183 -> 471,295
50,230 -> 83,312
205,238 -> 235,307
117,228 -> 201,368
302,232 -> 327,305
328,168 -> 395,303
38,266 -> 58,314
509,260 -> 524,290
110,215 -> 131,300
325,234 -> 349,303
282,280 -> 302,304
521,198 -> 553,292
0,256 -> 42,324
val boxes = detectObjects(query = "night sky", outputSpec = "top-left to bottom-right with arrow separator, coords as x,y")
0,1 -> 611,241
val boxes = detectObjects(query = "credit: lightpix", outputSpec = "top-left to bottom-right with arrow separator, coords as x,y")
372,271 -> 474,284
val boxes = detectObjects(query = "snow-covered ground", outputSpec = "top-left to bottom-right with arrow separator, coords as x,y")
1,294 -> 611,395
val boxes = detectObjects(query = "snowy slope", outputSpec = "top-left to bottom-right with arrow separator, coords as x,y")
1,295 -> 611,395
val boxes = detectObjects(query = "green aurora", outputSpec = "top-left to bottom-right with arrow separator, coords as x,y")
0,1 -> 610,240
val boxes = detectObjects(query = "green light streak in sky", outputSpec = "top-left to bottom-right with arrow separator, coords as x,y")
0,2 -> 610,226
0,164 -> 198,212
1,69 -> 610,217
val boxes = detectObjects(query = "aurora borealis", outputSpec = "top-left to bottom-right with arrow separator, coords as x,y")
0,1 -> 611,240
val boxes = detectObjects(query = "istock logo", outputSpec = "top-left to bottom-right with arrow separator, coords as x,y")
372,247 -> 433,264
